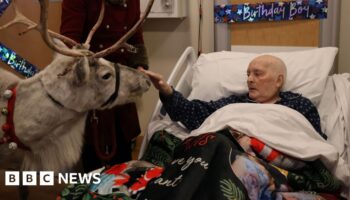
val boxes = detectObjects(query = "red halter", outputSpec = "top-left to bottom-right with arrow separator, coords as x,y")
0,87 -> 31,151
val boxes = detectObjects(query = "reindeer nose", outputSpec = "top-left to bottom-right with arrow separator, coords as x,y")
136,69 -> 151,88
144,76 -> 151,88
130,76 -> 150,94
141,75 -> 151,91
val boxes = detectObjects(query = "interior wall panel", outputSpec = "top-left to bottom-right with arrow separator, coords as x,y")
230,0 -> 320,47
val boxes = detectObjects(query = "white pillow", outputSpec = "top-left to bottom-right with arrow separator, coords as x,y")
188,47 -> 338,106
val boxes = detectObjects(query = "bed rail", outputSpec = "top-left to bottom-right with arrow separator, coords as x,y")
149,46 -> 197,122
139,47 -> 197,158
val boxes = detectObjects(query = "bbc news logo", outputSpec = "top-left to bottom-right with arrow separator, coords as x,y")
5,171 -> 101,186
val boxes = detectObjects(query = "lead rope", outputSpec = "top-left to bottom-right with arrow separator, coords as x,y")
91,110 -> 117,169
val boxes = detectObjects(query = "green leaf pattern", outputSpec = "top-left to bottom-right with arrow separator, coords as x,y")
220,179 -> 245,200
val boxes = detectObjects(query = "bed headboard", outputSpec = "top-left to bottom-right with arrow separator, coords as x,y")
229,0 -> 320,47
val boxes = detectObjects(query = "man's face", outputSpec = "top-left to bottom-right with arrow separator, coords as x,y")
246,59 -> 281,103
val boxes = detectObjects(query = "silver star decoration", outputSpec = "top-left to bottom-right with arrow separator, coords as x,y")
316,0 -> 323,4
309,14 -> 316,19
225,9 -> 231,15
278,2 -> 284,6
322,7 -> 328,13
248,18 -> 254,22
237,9 -> 243,15
296,0 -> 302,5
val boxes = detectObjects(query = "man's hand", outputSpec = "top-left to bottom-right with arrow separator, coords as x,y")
138,68 -> 173,96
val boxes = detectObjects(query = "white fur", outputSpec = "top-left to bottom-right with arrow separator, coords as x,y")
0,41 -> 150,171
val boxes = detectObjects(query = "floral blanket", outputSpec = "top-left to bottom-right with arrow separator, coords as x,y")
140,129 -> 341,200
58,103 -> 348,199
58,129 -> 342,200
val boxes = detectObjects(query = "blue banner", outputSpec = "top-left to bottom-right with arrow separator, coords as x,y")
215,0 -> 328,23
0,42 -> 39,77
1,0 -> 39,77
0,0 -> 11,16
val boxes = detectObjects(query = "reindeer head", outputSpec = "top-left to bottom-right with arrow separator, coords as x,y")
39,39 -> 151,112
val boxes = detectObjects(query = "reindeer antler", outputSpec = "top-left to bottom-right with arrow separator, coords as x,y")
0,0 -> 90,57
0,0 -> 154,58
37,0 -> 93,56
83,0 -> 106,48
93,0 -> 155,58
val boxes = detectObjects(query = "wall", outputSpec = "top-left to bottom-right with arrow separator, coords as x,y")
319,0 -> 340,47
338,0 -> 350,73
229,0 -> 320,47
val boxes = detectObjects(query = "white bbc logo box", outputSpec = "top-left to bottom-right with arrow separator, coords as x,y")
5,171 -> 54,186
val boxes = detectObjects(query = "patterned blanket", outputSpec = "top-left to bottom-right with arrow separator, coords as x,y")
58,129 -> 342,200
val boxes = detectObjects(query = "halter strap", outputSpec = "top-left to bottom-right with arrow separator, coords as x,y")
0,86 -> 31,151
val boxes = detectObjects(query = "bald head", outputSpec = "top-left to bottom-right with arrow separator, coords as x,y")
251,55 -> 287,86
246,55 -> 287,103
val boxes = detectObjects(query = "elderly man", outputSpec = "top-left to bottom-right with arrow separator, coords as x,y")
141,55 -> 327,139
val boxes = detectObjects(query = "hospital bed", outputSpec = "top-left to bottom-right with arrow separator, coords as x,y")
58,46 -> 350,199
139,46 -> 350,199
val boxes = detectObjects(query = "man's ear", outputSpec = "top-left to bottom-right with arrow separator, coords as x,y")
276,74 -> 284,89
72,57 -> 90,86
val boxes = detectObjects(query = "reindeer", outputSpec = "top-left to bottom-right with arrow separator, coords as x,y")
0,0 -> 154,175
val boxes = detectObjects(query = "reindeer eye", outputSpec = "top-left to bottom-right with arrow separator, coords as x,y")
102,73 -> 112,80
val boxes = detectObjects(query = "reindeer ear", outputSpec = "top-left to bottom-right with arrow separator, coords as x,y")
72,57 -> 90,86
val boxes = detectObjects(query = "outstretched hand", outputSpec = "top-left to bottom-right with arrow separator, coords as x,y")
138,68 -> 173,96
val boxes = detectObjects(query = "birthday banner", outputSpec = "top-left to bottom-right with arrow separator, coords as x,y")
215,0 -> 328,23
1,0 -> 39,77
0,0 -> 11,16
0,42 -> 39,77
